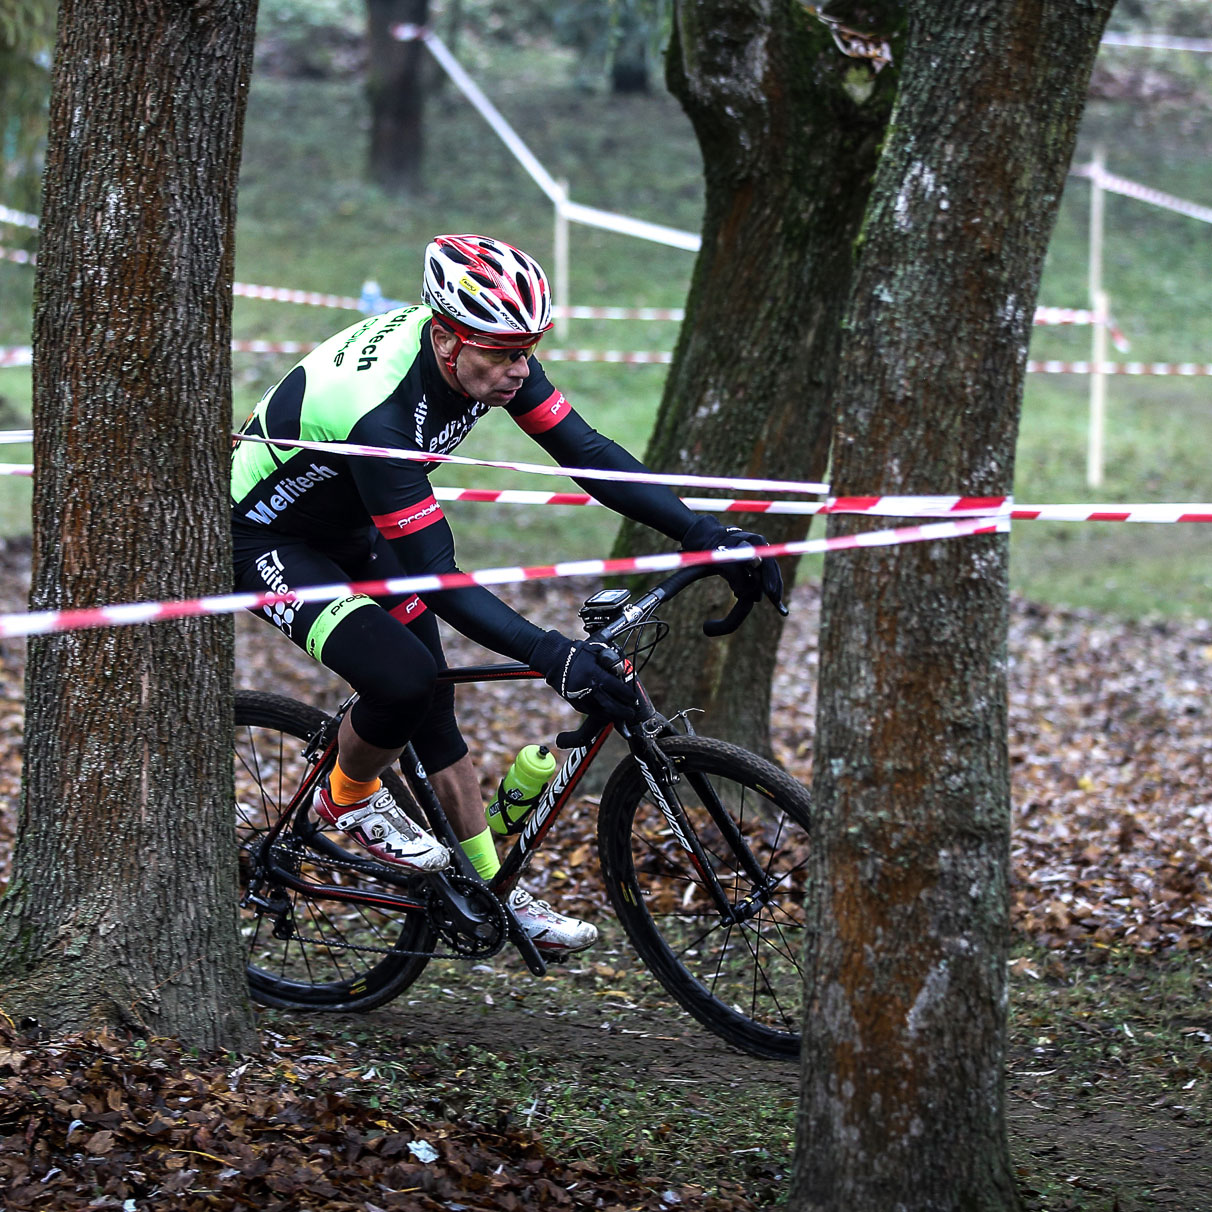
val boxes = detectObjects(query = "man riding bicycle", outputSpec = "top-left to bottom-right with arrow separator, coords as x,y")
231,234 -> 783,956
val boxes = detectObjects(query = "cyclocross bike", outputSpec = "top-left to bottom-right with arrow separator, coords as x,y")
233,563 -> 812,1060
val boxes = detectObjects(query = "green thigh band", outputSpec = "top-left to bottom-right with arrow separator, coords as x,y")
305,594 -> 378,661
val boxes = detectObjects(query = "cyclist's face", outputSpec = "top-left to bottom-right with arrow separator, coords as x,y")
455,343 -> 533,406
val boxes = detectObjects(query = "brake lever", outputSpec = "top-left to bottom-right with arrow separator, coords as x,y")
556,715 -> 609,750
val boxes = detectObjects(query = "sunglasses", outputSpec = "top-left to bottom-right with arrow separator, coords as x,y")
468,341 -> 540,365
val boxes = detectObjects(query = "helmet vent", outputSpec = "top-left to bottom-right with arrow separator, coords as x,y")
500,298 -> 527,327
457,289 -> 497,324
515,273 -> 534,311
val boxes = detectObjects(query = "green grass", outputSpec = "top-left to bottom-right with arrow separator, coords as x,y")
5,44 -> 1212,616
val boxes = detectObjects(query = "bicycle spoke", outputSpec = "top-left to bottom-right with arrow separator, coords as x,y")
601,735 -> 812,1059
234,693 -> 432,1011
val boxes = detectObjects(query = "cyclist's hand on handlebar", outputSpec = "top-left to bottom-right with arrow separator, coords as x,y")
531,630 -> 639,722
681,517 -> 786,612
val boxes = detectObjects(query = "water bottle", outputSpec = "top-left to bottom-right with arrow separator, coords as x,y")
486,744 -> 557,836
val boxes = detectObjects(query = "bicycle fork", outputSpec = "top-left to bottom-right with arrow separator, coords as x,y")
631,732 -> 778,928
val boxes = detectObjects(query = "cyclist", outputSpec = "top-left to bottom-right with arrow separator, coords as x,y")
231,233 -> 783,955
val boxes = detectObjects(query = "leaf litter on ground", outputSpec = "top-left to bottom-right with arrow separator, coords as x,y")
0,539 -> 1210,1207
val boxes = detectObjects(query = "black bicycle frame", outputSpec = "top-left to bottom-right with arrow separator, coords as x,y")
247,562 -> 775,959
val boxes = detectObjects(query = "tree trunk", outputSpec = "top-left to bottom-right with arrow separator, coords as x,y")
366,0 -> 428,193
0,0 -> 259,1052
613,0 -> 901,757
609,5 -> 650,94
792,3 -> 1113,1208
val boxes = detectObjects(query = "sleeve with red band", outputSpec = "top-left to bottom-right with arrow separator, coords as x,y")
372,493 -> 445,539
512,389 -> 571,435
389,594 -> 427,622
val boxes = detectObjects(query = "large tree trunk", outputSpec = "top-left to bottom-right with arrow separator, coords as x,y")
366,0 -> 428,193
0,0 -> 259,1051
614,0 -> 901,757
792,2 -> 1113,1208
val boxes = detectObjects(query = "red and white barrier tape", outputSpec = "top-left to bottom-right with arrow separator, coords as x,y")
233,282 -> 362,310
0,245 -> 35,267
1073,161 -> 1212,227
3,460 -> 1208,524
0,518 -> 1006,640
1027,360 -> 1212,376
0,251 -> 1121,335
232,431 -> 832,495
381,490 -> 1212,523
1101,32 -> 1212,54
1033,307 -> 1129,351
12,347 -> 1202,376
0,206 -> 37,230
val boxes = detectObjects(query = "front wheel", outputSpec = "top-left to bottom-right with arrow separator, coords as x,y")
597,736 -> 811,1060
234,690 -> 434,1011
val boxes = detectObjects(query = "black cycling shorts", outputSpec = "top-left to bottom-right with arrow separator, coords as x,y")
232,524 -> 467,769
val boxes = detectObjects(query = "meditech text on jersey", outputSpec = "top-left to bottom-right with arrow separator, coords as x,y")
244,463 -> 338,524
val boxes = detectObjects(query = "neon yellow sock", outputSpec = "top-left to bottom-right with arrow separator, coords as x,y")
460,826 -> 501,881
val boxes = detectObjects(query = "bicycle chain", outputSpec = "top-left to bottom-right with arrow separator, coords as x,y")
248,840 -> 507,961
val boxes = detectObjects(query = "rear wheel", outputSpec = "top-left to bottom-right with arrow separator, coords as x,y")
234,690 -> 434,1011
598,735 -> 811,1060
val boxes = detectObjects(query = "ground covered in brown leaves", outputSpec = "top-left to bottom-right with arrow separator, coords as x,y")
0,539 -> 1210,1208
0,1014 -> 765,1212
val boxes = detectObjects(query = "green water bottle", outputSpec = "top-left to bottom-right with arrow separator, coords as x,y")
486,744 -> 557,836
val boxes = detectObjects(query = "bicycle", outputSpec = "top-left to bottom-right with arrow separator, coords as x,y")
233,563 -> 812,1060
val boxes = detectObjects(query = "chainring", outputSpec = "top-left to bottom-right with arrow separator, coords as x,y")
423,872 -> 509,957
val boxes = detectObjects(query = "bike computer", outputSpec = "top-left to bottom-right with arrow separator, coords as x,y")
578,587 -> 631,629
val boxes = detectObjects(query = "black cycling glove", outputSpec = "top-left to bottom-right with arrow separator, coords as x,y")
530,630 -> 639,722
681,516 -> 785,608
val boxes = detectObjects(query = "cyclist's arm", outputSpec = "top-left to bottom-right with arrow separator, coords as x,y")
350,457 -> 549,664
508,385 -> 700,542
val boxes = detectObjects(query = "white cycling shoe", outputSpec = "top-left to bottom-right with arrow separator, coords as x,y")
509,887 -> 598,955
316,780 -> 452,873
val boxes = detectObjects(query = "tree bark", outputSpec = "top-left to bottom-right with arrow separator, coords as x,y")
366,0 -> 428,193
613,0 -> 901,757
792,2 -> 1113,1208
0,0 -> 259,1051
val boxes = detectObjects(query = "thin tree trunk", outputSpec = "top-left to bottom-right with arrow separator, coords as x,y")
792,3 -> 1113,1208
614,0 -> 901,757
366,0 -> 428,193
0,0 -> 259,1051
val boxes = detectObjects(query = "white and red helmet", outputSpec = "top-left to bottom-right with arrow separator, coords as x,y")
421,234 -> 554,349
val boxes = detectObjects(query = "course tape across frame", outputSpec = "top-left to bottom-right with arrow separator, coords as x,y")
13,345 -> 1204,375
0,518 -> 1007,641
2,461 -> 1209,524
4,427 -> 1212,523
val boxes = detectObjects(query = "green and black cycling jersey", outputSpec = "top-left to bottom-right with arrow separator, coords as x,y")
231,305 -> 699,665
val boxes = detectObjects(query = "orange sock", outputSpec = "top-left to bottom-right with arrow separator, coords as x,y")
329,759 -> 382,807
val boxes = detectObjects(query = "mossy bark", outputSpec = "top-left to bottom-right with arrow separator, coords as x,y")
792,2 -> 1114,1208
614,0 -> 902,757
0,0 -> 259,1052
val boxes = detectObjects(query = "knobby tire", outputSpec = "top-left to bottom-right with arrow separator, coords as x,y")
234,690 -> 433,1011
597,735 -> 812,1060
